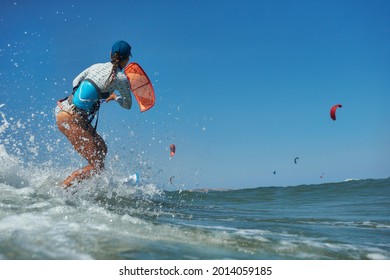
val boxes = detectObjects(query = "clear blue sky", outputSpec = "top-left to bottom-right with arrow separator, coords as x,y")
1,0 -> 389,189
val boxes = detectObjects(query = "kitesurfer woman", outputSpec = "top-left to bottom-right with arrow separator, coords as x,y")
55,40 -> 133,187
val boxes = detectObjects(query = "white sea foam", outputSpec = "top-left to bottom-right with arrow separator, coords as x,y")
366,253 -> 387,260
0,110 -> 10,134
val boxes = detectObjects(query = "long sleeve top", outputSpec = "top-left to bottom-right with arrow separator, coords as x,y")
72,62 -> 132,109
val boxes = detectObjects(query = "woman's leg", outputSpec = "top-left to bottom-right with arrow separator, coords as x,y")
56,111 -> 107,187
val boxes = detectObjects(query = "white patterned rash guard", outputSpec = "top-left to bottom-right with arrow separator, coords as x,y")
72,62 -> 132,109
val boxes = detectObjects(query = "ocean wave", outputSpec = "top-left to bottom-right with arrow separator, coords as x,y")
0,108 -> 389,259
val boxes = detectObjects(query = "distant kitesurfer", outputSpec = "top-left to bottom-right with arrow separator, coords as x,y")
55,40 -> 133,188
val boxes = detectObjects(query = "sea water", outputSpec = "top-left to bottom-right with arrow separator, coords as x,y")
0,106 -> 389,260
1,140 -> 389,260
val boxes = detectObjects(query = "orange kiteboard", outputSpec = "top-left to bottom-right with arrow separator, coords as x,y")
124,62 -> 155,112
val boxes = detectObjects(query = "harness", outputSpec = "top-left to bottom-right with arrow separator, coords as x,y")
57,79 -> 110,134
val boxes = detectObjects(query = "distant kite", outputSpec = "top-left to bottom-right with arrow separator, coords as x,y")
294,157 -> 300,164
169,176 -> 175,184
170,144 -> 176,157
330,104 -> 342,121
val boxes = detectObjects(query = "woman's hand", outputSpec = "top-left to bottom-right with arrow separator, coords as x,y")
105,92 -> 117,103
